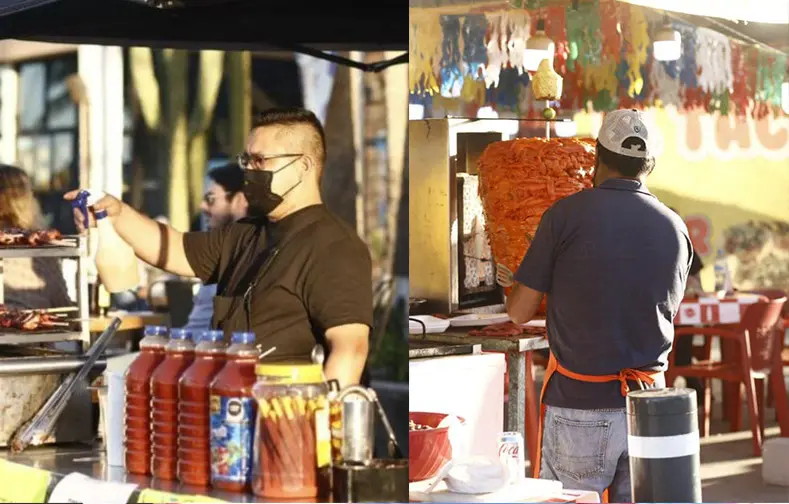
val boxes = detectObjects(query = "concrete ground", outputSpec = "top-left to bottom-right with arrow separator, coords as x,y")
697,398 -> 789,502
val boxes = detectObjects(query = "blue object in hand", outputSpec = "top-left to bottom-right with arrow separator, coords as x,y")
71,190 -> 91,228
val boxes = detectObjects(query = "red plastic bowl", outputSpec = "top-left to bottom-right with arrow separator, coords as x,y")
409,412 -> 464,482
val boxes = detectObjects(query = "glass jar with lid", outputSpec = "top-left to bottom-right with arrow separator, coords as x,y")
251,362 -> 331,499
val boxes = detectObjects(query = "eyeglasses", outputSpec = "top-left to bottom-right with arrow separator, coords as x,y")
203,192 -> 233,206
237,152 -> 303,171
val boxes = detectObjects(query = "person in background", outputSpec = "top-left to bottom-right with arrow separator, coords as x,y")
66,108 -> 372,388
669,207 -> 705,401
183,163 -> 248,331
0,165 -> 71,310
501,109 -> 692,501
0,165 -> 69,435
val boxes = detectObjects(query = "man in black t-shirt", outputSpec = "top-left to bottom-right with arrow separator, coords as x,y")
500,109 -> 692,501
66,108 -> 372,388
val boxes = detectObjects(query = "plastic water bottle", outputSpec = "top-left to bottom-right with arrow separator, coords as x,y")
713,249 -> 731,296
72,189 -> 140,293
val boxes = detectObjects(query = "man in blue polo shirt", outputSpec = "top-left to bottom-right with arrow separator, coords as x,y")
501,109 -> 693,501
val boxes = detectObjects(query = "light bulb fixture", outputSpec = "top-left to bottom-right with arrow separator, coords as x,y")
524,19 -> 555,73
653,15 -> 682,62
477,106 -> 499,119
554,120 -> 578,138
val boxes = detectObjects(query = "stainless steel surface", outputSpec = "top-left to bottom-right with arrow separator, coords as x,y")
0,244 -> 81,259
76,236 -> 90,350
0,236 -> 90,349
0,444 -> 259,502
311,344 -> 326,366
409,119 -> 505,314
0,331 -> 84,345
506,351 -> 527,447
0,355 -> 107,376
337,386 -> 375,465
409,331 -> 548,353
11,318 -> 121,452
0,376 -> 95,448
457,132 -> 500,176
408,341 -> 482,359
409,119 -> 453,314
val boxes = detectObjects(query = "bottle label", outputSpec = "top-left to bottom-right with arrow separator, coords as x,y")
209,395 -> 255,484
315,404 -> 332,468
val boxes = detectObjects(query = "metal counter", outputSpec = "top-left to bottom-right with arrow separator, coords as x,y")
0,443 -> 260,503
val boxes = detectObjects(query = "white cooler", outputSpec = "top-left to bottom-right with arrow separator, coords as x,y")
409,352 -> 505,460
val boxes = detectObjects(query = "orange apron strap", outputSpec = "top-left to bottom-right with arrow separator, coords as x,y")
533,351 -> 662,495
532,351 -> 558,478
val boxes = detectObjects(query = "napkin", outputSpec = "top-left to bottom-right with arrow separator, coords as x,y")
444,457 -> 508,494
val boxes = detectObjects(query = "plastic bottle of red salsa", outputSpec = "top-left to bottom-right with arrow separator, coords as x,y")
150,328 -> 195,481
124,325 -> 168,475
209,332 -> 260,492
177,330 -> 227,487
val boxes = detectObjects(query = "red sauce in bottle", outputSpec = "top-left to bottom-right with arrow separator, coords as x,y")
150,328 -> 195,480
124,325 -> 168,475
177,330 -> 226,487
209,332 -> 260,492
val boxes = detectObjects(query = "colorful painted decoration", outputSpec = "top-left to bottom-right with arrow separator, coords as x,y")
462,14 -> 489,79
409,11 -> 442,95
506,11 -> 531,76
439,15 -> 464,98
622,5 -> 649,98
484,12 -> 509,89
408,4 -> 787,118
695,27 -> 733,95
565,0 -> 602,71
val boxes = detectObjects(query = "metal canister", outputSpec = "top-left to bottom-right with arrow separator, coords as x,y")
330,385 -> 376,465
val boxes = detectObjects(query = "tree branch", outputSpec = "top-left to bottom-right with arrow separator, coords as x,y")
129,47 -> 162,132
188,50 -> 225,138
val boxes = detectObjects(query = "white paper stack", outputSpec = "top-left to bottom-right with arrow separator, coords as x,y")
409,315 -> 451,334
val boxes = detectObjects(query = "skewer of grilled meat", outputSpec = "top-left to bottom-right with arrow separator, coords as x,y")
0,228 -> 62,246
0,309 -> 69,331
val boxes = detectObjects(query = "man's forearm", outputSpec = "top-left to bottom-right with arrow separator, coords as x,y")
324,350 -> 366,389
506,283 -> 544,324
113,204 -> 195,277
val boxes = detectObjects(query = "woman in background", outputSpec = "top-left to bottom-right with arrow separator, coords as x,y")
0,164 -> 71,309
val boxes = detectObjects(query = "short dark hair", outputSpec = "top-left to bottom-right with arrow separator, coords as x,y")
253,107 -> 326,165
207,162 -> 244,194
596,138 -> 655,178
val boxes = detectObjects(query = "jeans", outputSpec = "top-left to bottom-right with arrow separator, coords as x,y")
539,405 -> 631,503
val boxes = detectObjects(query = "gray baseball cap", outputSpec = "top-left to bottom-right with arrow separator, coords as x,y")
598,109 -> 651,159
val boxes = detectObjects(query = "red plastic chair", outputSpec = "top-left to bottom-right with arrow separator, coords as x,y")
744,289 -> 789,410
668,297 -> 789,456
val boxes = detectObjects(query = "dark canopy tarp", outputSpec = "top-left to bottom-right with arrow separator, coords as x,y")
0,0 -> 407,61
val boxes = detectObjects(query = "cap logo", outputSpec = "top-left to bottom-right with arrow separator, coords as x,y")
634,126 -> 641,133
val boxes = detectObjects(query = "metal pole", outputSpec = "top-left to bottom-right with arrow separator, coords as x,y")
627,388 -> 702,503
0,356 -> 107,376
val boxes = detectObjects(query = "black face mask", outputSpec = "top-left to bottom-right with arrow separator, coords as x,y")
242,160 -> 301,218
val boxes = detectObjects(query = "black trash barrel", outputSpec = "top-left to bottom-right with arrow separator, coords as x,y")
627,388 -> 702,503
